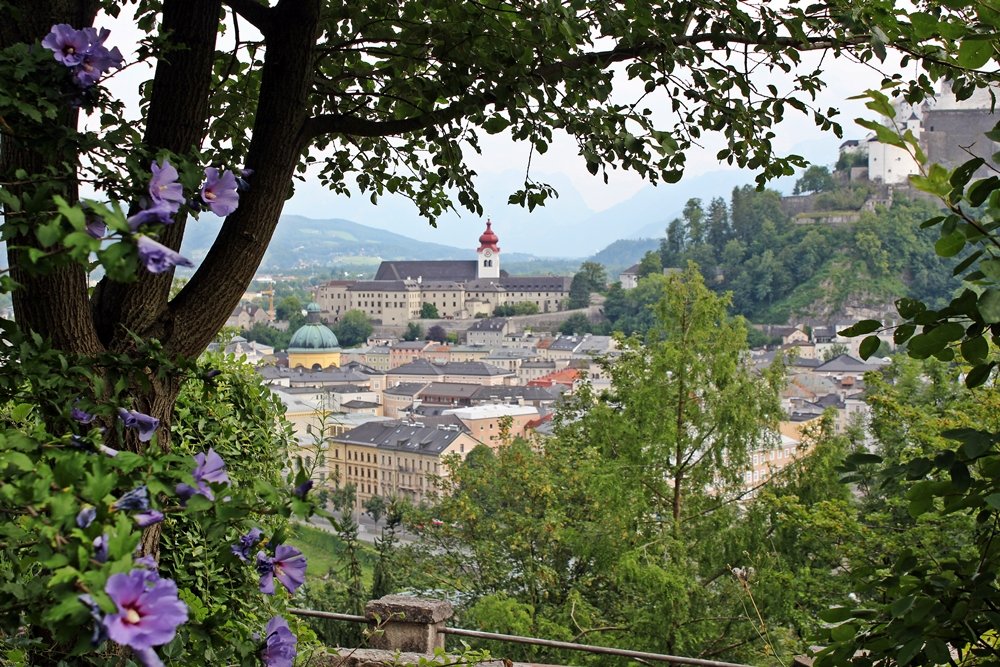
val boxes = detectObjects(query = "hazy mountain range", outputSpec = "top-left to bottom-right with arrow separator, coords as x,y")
180,166 -> 803,271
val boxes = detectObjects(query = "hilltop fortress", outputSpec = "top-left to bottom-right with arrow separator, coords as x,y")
844,81 -> 998,185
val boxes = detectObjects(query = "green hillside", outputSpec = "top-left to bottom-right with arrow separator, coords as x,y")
179,214 -> 537,270
621,185 -> 959,327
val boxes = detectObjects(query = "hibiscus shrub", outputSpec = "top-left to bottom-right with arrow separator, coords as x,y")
0,329 -> 321,666
0,25 -> 320,667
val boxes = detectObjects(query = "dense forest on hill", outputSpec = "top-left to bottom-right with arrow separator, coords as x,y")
606,185 -> 961,330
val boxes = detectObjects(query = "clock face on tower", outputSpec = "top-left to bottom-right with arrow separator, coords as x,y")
483,249 -> 493,258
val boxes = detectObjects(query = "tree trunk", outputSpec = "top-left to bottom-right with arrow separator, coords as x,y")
2,0 -> 322,560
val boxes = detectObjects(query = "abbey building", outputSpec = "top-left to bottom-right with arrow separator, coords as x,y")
314,221 -> 571,325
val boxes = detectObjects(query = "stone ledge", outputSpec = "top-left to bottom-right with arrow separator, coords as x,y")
313,648 -> 561,667
366,595 -> 453,624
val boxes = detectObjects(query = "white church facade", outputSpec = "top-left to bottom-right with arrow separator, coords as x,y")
314,221 -> 571,325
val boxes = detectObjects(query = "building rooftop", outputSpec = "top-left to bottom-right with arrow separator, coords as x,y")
443,404 -> 539,420
375,260 -> 481,282
332,419 -> 474,455
418,382 -> 482,400
389,359 -> 513,377
468,317 -> 509,332
470,385 -> 561,403
384,382 -> 428,397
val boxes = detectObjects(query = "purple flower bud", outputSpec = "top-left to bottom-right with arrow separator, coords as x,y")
93,534 -> 109,563
127,202 -> 176,230
71,402 -> 95,424
85,216 -> 107,238
117,407 -> 160,442
113,485 -> 150,513
261,616 -> 298,667
76,505 -> 97,528
231,527 -> 264,563
200,168 -> 240,216
204,369 -> 222,380
135,236 -> 194,274
102,570 -> 188,660
78,594 -> 109,646
134,555 -> 158,570
134,510 -> 164,528
293,479 -> 313,499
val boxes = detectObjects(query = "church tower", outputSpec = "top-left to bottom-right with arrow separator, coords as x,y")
476,219 -> 500,279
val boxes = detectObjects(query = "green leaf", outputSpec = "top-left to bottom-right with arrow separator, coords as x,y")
979,289 -> 1000,323
859,335 -> 881,360
839,320 -> 880,337
966,362 -> 996,389
863,90 -> 895,118
909,12 -> 939,39
961,335 -> 989,364
894,323 -> 916,345
929,321 -> 966,343
819,606 -> 855,623
958,38 -> 994,69
35,220 -> 63,248
896,298 -> 926,319
981,258 -> 1000,280
897,637 -> 924,666
935,230 -> 966,257
968,176 -> 1000,206
1,452 -> 34,471
830,622 -> 857,641
951,157 -> 985,187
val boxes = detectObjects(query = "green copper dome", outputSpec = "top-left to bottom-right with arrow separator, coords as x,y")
288,322 -> 339,350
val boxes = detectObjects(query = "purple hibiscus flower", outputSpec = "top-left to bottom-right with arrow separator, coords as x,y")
261,616 -> 298,667
76,505 -> 97,528
231,527 -> 264,563
135,236 -> 194,274
71,27 -> 123,87
147,159 -> 185,212
117,407 -> 160,442
175,448 -> 230,501
199,168 -> 240,216
41,24 -> 89,66
102,570 -> 188,667
134,510 -> 164,528
256,544 -> 307,595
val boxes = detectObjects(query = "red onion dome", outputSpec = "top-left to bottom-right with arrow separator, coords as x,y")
478,220 -> 499,250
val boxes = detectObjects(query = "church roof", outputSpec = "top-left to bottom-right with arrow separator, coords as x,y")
477,220 -> 500,252
288,322 -> 339,350
501,276 -> 573,291
374,261 -> 479,281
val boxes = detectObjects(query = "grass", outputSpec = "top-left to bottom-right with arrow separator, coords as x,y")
288,523 -> 379,586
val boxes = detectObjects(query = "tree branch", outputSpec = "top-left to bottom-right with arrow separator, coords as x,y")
169,0 -> 322,358
302,93 -> 497,141
221,0 -> 273,34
